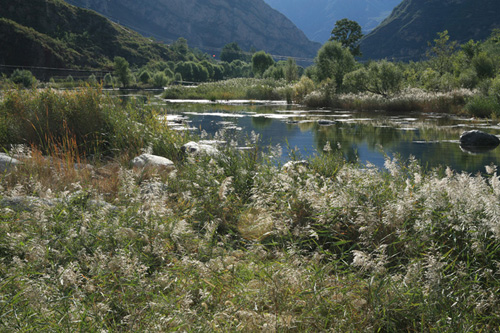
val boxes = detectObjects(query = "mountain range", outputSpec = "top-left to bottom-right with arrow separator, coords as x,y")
263,0 -> 401,43
65,0 -> 321,60
359,0 -> 500,60
0,0 -> 179,68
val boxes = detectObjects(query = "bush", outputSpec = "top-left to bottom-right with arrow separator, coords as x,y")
10,69 -> 37,88
465,95 -> 500,118
293,76 -> 315,103
139,71 -> 151,84
152,72 -> 169,88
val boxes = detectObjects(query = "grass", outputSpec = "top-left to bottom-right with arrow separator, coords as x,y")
305,87 -> 474,114
1,87 -> 500,331
163,78 -> 291,101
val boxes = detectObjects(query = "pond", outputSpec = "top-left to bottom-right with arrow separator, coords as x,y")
113,90 -> 500,174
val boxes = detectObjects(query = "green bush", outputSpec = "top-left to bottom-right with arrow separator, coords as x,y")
139,71 -> 151,84
152,72 -> 169,88
465,95 -> 500,117
10,69 -> 37,88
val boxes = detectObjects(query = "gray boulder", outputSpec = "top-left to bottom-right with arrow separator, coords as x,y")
0,153 -> 21,173
459,130 -> 500,151
131,154 -> 175,170
181,141 -> 219,156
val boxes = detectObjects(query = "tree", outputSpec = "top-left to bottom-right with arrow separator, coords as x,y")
344,60 -> 403,97
315,41 -> 356,89
114,56 -> 131,87
426,30 -> 458,75
252,51 -> 275,77
220,42 -> 247,63
285,58 -> 298,83
329,18 -> 363,56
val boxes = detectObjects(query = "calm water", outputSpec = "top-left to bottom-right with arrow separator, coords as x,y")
114,91 -> 500,174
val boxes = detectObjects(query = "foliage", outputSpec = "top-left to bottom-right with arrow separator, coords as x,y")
252,51 -> 275,78
220,42 -> 248,63
344,60 -> 403,97
293,76 -> 315,103
10,69 -> 37,88
114,56 -> 132,88
426,30 -> 458,75
315,41 -> 356,89
329,18 -> 363,56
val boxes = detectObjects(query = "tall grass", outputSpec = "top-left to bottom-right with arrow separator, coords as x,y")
0,85 -> 187,162
163,78 -> 291,101
1,88 -> 500,331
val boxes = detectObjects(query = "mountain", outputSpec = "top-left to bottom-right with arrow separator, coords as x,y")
263,0 -> 401,43
0,0 -> 179,68
360,0 -> 500,61
65,0 -> 321,61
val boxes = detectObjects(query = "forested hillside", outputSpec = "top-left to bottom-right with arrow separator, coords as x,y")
65,0 -> 321,59
360,0 -> 500,60
0,0 -> 180,68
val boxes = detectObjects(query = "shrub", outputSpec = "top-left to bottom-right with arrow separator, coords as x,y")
465,95 -> 500,118
152,72 -> 169,88
293,76 -> 315,103
139,71 -> 151,84
10,69 -> 37,88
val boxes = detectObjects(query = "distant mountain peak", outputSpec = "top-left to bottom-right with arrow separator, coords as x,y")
65,0 -> 321,60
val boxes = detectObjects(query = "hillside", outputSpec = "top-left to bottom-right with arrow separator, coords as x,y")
65,0 -> 321,60
360,0 -> 500,61
0,0 -> 179,68
264,0 -> 401,43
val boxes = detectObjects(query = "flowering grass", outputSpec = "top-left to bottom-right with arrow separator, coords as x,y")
305,88 -> 474,115
163,78 -> 291,101
1,88 -> 500,331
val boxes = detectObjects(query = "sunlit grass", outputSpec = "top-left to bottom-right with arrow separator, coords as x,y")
1,87 -> 500,331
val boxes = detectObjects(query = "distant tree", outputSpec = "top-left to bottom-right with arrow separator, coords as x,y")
252,51 -> 275,77
152,72 -> 169,87
344,60 -> 403,97
114,56 -> 131,87
426,30 -> 458,75
139,71 -> 151,84
220,42 -> 247,63
285,58 -> 298,83
10,69 -> 37,88
315,41 -> 356,89
329,18 -> 363,56
172,37 -> 189,57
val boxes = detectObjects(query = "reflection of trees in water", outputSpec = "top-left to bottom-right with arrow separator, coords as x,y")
309,120 -> 500,173
251,117 -> 273,129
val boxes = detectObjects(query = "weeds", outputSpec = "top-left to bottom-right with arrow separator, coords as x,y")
1,87 -> 500,331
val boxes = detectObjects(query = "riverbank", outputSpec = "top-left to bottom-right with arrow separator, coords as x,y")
1,87 -> 500,331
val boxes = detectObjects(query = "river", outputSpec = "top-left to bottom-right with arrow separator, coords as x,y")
114,90 -> 500,174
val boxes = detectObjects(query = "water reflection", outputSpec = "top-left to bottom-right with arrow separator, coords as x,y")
109,91 -> 500,174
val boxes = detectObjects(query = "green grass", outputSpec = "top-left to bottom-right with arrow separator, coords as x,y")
1,87 -> 500,331
163,78 -> 291,101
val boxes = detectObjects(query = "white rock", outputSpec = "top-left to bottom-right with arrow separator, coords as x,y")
181,141 -> 219,156
131,154 -> 175,170
0,153 -> 21,173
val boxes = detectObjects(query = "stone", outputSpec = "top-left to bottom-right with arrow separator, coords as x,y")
181,141 -> 219,156
131,154 -> 175,170
459,130 -> 500,148
0,153 -> 21,173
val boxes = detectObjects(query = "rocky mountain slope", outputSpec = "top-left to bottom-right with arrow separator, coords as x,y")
263,0 -> 401,43
65,0 -> 321,60
0,0 -> 179,68
359,0 -> 500,60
